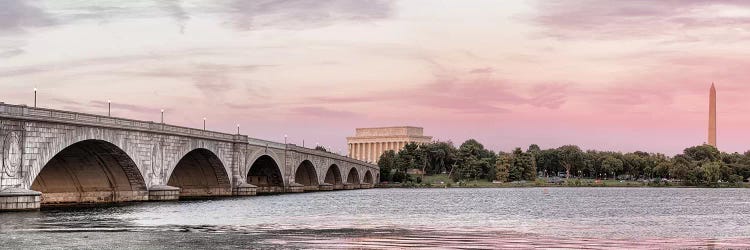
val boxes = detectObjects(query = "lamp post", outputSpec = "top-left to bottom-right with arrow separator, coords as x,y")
160,109 -> 164,123
33,88 -> 37,107
203,117 -> 206,130
237,124 -> 240,135
284,134 -> 288,144
107,100 -> 111,116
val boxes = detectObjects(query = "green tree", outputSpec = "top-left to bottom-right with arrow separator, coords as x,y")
600,156 -> 623,179
453,139 -> 495,181
684,144 -> 721,162
377,150 -> 398,182
495,154 -> 511,182
557,145 -> 583,178
701,161 -> 722,185
510,148 -> 537,181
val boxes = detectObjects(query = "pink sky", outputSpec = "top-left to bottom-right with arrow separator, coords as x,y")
1,0 -> 750,155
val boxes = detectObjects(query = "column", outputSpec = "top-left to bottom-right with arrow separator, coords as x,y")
357,143 -> 365,161
369,142 -> 374,162
365,143 -> 370,162
379,142 -> 384,158
370,142 -> 374,162
356,143 -> 361,160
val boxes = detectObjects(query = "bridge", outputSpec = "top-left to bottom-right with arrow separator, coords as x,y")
0,103 -> 378,211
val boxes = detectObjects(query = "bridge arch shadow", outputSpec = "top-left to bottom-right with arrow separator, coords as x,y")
30,140 -> 148,206
247,155 -> 284,194
167,148 -> 231,198
324,164 -> 343,190
364,170 -> 374,185
347,168 -> 361,186
295,160 -> 319,191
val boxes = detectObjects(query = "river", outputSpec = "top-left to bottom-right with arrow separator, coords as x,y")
1,188 -> 750,249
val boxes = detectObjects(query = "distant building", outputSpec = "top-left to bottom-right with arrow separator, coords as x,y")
347,126 -> 433,163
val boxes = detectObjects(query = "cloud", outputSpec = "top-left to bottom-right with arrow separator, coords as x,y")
90,100 -> 160,115
0,48 -> 23,58
0,0 -> 54,33
291,106 -> 359,119
531,0 -> 750,39
158,0 -> 190,33
469,67 -> 494,74
307,76 -> 569,115
227,0 -> 394,30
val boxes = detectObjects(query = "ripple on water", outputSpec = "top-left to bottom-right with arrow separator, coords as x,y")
1,188 -> 750,249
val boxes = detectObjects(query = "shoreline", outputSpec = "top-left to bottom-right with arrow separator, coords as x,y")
376,182 -> 750,189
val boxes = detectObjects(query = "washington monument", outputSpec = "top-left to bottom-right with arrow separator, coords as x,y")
708,83 -> 717,147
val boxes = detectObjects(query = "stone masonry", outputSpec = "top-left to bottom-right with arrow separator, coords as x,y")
0,103 -> 377,211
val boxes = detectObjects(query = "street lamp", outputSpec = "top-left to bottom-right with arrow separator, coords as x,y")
237,124 -> 240,135
284,134 -> 288,144
203,117 -> 207,130
107,100 -> 111,116
160,109 -> 164,123
33,88 -> 37,107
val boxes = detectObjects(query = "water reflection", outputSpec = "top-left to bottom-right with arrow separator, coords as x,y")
1,188 -> 750,249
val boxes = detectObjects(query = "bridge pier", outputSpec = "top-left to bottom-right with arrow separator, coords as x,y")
319,183 -> 334,191
343,183 -> 357,190
287,183 -> 304,193
233,183 -> 258,196
0,188 -> 41,211
148,185 -> 180,201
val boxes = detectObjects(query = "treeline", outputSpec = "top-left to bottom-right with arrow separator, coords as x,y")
377,140 -> 750,186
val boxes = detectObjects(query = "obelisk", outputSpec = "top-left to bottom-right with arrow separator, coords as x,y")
708,83 -> 717,147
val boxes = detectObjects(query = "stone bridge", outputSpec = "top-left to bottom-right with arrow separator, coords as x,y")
0,103 -> 378,211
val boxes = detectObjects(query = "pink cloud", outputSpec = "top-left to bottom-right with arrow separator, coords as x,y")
532,0 -> 750,39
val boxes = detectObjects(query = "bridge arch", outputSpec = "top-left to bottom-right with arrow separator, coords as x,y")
167,148 -> 231,198
247,155 -> 284,193
364,170 -> 374,185
347,167 -> 361,185
294,160 -> 319,191
324,164 -> 343,190
30,139 -> 148,205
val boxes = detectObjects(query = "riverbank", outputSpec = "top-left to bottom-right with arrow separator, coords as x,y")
377,174 -> 750,188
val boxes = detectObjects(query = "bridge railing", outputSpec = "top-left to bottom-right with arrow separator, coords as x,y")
287,144 -> 377,168
247,137 -> 286,149
0,103 -> 238,142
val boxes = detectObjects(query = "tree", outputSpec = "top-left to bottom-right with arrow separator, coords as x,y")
683,144 -> 721,162
495,154 -> 511,182
314,146 -> 328,152
653,161 -> 672,179
557,145 -> 583,178
396,142 -> 421,172
509,148 -> 536,181
701,161 -> 722,185
377,150 -> 398,182
536,149 -> 560,177
453,139 -> 496,181
527,144 -> 541,155
600,156 -> 623,179
670,154 -> 694,181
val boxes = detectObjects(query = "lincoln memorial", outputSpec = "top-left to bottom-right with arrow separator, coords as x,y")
347,126 -> 433,163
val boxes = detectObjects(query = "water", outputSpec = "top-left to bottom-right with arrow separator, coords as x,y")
2,188 -> 750,249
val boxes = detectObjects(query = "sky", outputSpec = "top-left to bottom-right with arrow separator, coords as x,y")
1,0 -> 750,155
